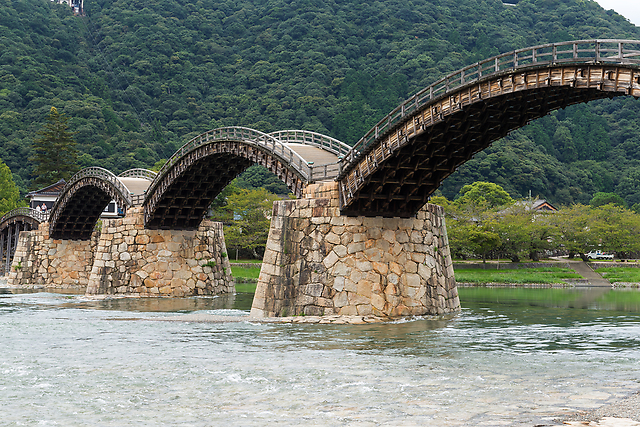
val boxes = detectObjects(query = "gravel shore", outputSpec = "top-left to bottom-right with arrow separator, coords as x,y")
554,392 -> 640,426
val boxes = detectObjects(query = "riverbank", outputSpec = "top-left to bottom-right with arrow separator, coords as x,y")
555,392 -> 640,426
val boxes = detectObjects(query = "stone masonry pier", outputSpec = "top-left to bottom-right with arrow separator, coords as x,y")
7,208 -> 234,296
250,182 -> 460,318
7,223 -> 98,290
86,208 -> 234,296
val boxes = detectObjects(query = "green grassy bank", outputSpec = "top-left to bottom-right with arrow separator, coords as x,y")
229,264 -> 591,292
231,265 -> 261,293
449,267 -> 582,285
595,267 -> 640,285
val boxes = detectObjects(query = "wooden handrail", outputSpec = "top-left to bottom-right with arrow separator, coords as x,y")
0,207 -> 49,226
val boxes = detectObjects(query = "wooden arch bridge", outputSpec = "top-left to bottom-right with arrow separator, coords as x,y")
338,39 -> 640,216
0,208 -> 47,274
38,129 -> 351,239
4,39 -> 640,251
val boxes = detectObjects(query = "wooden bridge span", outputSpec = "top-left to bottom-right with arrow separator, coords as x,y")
338,39 -> 640,216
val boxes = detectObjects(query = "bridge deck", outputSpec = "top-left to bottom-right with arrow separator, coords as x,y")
283,143 -> 340,166
119,178 -> 152,195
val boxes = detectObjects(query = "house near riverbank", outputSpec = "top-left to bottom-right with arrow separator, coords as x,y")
529,199 -> 558,212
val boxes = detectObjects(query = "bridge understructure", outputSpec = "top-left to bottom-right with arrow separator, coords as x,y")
8,40 -> 639,317
0,209 -> 46,276
339,40 -> 640,217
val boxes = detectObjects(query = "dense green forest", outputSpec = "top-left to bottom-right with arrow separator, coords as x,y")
1,0 -> 640,205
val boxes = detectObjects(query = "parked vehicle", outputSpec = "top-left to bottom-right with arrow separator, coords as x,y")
586,250 -> 614,260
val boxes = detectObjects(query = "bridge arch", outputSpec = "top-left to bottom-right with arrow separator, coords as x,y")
143,127 -> 347,230
0,208 -> 48,275
49,167 -> 132,240
338,39 -> 640,217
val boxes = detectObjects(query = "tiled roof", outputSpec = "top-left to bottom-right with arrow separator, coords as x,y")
26,179 -> 66,198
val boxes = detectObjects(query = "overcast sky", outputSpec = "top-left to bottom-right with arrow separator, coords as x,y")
592,1 -> 640,26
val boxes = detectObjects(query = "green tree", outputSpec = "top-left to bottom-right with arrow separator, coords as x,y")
501,203 -> 557,262
223,188 -> 280,259
441,192 -> 503,262
0,159 -> 25,217
455,181 -> 514,209
589,204 -> 640,258
589,192 -> 626,208
30,107 -> 79,188
554,204 -> 589,259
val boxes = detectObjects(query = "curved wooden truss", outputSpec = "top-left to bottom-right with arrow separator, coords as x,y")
0,208 -> 47,275
143,127 -> 345,229
49,167 -> 131,240
338,40 -> 640,217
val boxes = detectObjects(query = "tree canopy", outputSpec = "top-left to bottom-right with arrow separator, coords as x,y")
30,107 -> 79,188
2,0 -> 640,202
433,181 -> 640,262
0,159 -> 25,217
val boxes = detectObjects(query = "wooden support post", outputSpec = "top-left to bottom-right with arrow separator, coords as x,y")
0,232 -> 4,276
5,224 -> 13,275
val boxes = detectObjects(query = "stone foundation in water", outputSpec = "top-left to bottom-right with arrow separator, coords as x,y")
8,208 -> 234,296
7,223 -> 98,290
85,208 -> 233,296
250,182 -> 460,318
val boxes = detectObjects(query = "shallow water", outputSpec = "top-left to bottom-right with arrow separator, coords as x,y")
1,287 -> 640,426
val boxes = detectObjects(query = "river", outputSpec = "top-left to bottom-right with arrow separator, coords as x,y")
1,286 -> 640,426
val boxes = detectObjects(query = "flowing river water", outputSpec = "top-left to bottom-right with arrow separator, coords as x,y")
2,285 -> 640,426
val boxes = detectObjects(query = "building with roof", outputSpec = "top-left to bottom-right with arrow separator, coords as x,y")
26,179 -> 122,218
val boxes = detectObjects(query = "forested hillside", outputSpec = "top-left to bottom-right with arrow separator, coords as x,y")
1,0 -> 640,205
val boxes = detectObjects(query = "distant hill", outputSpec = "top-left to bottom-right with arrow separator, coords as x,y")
1,0 -> 640,205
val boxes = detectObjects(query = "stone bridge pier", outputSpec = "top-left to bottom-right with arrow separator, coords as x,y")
7,208 -> 234,296
7,223 -> 98,289
251,182 -> 460,318
85,208 -> 233,296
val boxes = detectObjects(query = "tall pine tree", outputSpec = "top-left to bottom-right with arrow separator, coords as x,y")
30,107 -> 79,188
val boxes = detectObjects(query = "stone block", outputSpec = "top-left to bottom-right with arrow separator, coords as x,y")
356,280 -> 373,298
339,305 -> 358,316
371,293 -> 386,311
323,251 -> 339,269
356,304 -> 372,316
347,242 -> 365,254
333,245 -> 347,258
355,260 -> 373,272
157,249 -> 172,258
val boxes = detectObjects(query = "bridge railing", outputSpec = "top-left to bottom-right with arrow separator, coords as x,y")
269,130 -> 353,180
58,167 -> 133,207
341,39 -> 640,174
0,207 -> 49,225
309,161 -> 342,182
154,127 -> 315,186
119,168 -> 157,181
130,194 -> 145,206
268,130 -> 353,158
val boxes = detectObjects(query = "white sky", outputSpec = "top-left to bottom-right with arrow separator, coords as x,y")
592,1 -> 640,26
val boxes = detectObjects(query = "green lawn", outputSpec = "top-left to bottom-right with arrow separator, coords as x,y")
454,267 -> 582,284
231,266 -> 261,293
229,259 -> 263,264
595,267 -> 640,284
